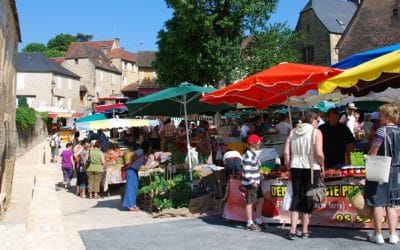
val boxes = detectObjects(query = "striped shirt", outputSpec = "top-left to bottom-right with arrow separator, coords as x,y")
241,149 -> 261,186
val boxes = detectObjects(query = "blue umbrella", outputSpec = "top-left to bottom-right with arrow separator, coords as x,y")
332,43 -> 400,69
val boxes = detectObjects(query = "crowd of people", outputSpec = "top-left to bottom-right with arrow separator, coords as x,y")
48,102 -> 399,245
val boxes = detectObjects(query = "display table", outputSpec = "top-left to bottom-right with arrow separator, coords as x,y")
223,176 -> 400,229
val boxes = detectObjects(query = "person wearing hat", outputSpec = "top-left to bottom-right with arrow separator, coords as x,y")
242,134 -> 264,231
339,102 -> 358,137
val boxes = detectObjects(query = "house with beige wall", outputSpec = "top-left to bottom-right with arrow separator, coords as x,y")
296,0 -> 358,65
16,52 -> 81,114
62,42 -> 122,110
0,0 -> 20,217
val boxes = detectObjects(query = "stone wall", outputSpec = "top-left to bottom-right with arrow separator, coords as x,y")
338,0 -> 400,59
0,0 -> 20,217
296,9 -> 333,66
15,116 -> 49,157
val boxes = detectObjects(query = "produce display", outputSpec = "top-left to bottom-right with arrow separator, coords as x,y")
350,151 -> 365,166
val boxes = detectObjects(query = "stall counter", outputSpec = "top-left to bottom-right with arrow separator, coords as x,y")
223,176 -> 400,229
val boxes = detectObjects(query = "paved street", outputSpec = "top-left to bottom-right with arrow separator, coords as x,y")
0,140 -> 399,249
79,215 -> 398,250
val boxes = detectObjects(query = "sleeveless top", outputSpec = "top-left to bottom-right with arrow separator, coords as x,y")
289,123 -> 321,170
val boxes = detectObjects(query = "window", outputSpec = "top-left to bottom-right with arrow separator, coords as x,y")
133,64 -> 138,73
122,62 -> 125,70
68,79 -> 72,90
100,71 -> 104,82
127,63 -> 132,72
123,76 -> 128,85
302,46 -> 314,63
17,74 -> 25,90
393,8 -> 399,19
111,74 -> 116,85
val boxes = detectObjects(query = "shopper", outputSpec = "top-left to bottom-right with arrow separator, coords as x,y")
365,104 -> 400,245
284,111 -> 324,240
76,140 -> 90,198
122,142 -> 150,211
242,134 -> 264,231
60,142 -> 75,189
49,129 -> 61,163
86,141 -> 105,199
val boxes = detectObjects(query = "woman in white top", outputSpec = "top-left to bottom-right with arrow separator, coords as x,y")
284,111 -> 325,239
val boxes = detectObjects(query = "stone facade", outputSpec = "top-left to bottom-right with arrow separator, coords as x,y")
16,72 -> 81,112
297,8 -> 335,66
0,0 -> 20,217
337,0 -> 400,59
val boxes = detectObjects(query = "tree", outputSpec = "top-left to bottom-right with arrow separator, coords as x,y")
76,33 -> 93,42
47,33 -> 77,54
22,43 -> 47,53
242,23 -> 303,75
154,0 -> 279,88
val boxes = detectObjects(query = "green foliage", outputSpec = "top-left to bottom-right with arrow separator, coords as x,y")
242,23 -> 303,75
155,0 -> 279,87
22,43 -> 47,53
47,33 -> 77,52
76,33 -> 93,42
16,107 -> 36,130
22,32 -> 93,58
169,145 -> 186,164
139,173 -> 192,211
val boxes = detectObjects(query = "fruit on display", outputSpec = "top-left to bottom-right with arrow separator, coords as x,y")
260,166 -> 271,175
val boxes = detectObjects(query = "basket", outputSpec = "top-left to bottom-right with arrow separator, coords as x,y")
349,191 -> 373,218
137,192 -> 155,213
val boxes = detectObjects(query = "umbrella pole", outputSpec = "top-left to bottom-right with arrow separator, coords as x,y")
183,95 -> 193,188
287,97 -> 293,128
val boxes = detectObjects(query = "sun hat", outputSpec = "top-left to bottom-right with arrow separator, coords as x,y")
347,103 -> 358,110
247,134 -> 261,144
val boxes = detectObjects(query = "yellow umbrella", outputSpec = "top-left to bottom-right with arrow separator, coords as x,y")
319,50 -> 400,95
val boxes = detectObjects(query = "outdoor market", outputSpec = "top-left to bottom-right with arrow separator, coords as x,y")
50,43 -> 400,235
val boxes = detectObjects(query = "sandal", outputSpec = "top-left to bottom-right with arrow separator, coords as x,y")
286,233 -> 297,240
128,206 -> 140,211
301,232 -> 310,238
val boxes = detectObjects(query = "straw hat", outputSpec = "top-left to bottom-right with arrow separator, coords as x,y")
347,103 -> 358,110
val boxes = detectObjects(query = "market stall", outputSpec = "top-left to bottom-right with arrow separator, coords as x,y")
223,168 -> 400,229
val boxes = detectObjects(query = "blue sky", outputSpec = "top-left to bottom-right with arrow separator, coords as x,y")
16,0 -> 308,52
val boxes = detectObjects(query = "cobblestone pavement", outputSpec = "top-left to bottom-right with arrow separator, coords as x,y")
0,140 -> 399,250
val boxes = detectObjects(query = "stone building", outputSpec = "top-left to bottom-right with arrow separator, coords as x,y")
0,0 -> 21,217
16,52 -> 81,113
296,0 -> 358,65
337,0 -> 400,59
62,42 -> 122,109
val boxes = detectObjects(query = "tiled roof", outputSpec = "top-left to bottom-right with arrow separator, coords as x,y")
121,82 -> 139,92
51,57 -> 65,64
65,43 -> 121,74
136,51 -> 156,68
301,0 -> 357,33
66,40 -> 114,54
17,52 -> 80,79
108,48 -> 136,62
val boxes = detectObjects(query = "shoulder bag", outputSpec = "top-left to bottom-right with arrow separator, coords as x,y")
306,129 -> 326,205
365,127 -> 392,183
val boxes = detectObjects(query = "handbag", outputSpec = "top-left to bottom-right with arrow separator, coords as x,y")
365,127 -> 392,183
121,164 -> 129,182
305,129 -> 326,205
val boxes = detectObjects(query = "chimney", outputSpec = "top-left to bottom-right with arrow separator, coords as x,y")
114,38 -> 121,49
100,46 -> 108,56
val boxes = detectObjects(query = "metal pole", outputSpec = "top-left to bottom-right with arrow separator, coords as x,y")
183,95 -> 193,186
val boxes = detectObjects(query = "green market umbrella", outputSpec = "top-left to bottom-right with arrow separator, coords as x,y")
126,82 -> 231,183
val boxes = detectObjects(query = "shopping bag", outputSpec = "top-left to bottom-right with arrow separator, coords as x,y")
364,154 -> 391,183
185,147 -> 199,166
282,181 -> 292,211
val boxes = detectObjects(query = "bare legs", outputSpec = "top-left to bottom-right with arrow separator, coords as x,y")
290,211 -> 311,234
245,198 -> 264,222
373,206 -> 398,236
